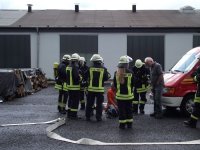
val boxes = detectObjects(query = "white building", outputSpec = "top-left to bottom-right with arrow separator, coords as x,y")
0,5 -> 200,79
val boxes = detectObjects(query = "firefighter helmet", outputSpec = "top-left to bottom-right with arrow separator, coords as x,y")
79,56 -> 86,62
100,56 -> 104,63
62,54 -> 71,61
135,59 -> 143,68
71,53 -> 80,61
118,56 -> 129,64
90,54 -> 102,62
53,62 -> 59,68
125,55 -> 133,62
118,56 -> 129,68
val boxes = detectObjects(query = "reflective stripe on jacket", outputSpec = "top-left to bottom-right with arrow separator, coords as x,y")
66,66 -> 80,90
54,81 -> 68,91
116,73 -> 134,100
136,84 -> 149,93
88,67 -> 105,92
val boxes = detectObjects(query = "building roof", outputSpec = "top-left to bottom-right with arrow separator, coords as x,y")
1,9 -> 200,28
0,10 -> 26,26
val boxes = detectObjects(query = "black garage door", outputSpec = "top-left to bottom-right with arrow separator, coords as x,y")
0,35 -> 30,68
60,35 -> 98,64
127,35 -> 164,69
193,35 -> 200,48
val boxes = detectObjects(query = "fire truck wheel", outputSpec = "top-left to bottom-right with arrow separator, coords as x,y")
180,94 -> 195,117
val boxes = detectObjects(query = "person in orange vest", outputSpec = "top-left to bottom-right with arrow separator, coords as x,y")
105,84 -> 118,118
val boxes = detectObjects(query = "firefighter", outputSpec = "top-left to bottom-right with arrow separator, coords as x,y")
132,59 -> 150,114
54,55 -> 71,114
66,53 -> 81,119
113,56 -> 135,129
184,66 -> 200,128
85,54 -> 109,121
53,62 -> 59,80
79,56 -> 89,110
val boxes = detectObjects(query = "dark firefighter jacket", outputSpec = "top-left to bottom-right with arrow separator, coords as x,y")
85,63 -> 109,93
113,69 -> 135,100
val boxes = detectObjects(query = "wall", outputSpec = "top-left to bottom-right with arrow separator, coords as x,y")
41,33 -> 127,79
0,32 -> 195,79
39,33 -> 60,79
98,33 -> 127,78
165,34 -> 193,71
30,33 -> 37,68
36,33 -> 197,78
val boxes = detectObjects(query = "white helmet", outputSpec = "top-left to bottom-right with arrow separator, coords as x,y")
71,53 -> 80,61
90,54 -> 102,62
79,56 -> 86,62
135,59 -> 144,68
125,55 -> 133,63
100,56 -> 104,63
118,56 -> 129,68
118,56 -> 129,64
62,54 -> 71,61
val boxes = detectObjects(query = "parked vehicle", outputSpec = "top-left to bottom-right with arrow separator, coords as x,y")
162,47 -> 200,116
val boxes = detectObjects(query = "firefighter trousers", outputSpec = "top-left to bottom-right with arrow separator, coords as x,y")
58,90 -> 68,111
117,100 -> 133,127
68,90 -> 80,118
86,91 -> 104,120
133,89 -> 147,113
80,90 -> 86,109
191,102 -> 200,120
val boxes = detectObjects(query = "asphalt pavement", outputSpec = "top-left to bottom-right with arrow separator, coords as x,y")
0,85 -> 200,150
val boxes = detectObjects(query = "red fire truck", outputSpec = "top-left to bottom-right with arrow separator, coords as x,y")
162,47 -> 200,116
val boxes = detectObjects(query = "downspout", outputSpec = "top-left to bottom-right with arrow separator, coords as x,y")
36,27 -> 40,68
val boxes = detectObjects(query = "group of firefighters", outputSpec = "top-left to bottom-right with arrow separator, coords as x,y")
53,53 -> 150,129
54,53 -> 110,121
53,53 -> 200,129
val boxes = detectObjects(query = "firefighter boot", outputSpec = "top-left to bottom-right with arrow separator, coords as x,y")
184,118 -> 197,128
59,108 -> 66,114
139,104 -> 145,114
132,104 -> 138,115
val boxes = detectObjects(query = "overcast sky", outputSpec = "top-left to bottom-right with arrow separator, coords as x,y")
0,0 -> 200,10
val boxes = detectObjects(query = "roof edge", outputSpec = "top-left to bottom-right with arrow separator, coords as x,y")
0,26 -> 200,33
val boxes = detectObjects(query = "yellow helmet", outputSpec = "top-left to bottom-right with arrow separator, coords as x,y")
53,62 -> 59,68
